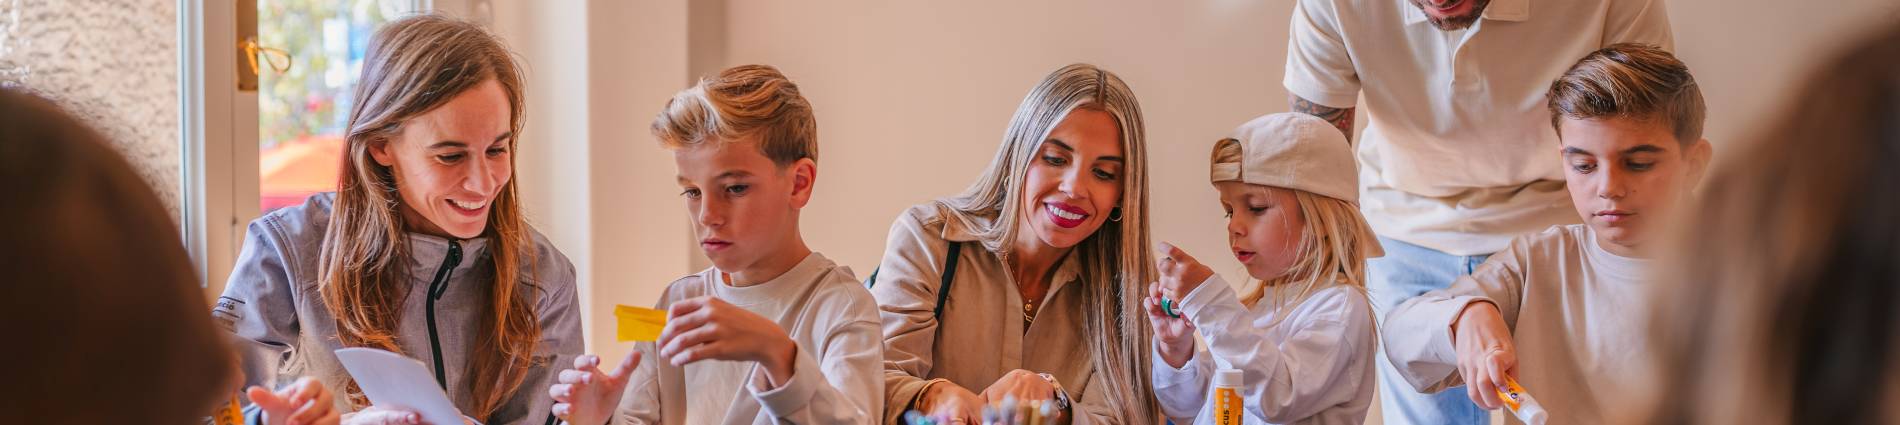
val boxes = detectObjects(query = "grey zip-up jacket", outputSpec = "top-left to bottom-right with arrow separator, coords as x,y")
213,193 -> 582,425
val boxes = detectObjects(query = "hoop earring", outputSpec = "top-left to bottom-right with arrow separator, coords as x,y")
1109,207 -> 1123,222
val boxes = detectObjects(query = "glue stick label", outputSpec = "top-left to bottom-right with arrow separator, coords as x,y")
1497,378 -> 1529,411
1495,376 -> 1550,424
1214,386 -> 1243,425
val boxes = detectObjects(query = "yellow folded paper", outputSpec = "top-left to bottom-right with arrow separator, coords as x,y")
614,304 -> 668,342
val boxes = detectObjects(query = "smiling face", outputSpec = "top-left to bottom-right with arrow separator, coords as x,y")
1215,182 -> 1308,280
674,136 -> 815,276
1016,108 -> 1127,251
1408,0 -> 1492,30
368,79 -> 514,239
1559,117 -> 1710,256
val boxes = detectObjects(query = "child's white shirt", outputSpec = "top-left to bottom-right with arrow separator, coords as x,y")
1152,275 -> 1377,425
614,252 -> 885,424
1382,224 -> 1651,424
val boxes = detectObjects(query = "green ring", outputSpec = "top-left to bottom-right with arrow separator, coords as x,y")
1161,298 -> 1181,318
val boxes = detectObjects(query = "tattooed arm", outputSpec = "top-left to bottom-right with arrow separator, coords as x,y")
1290,94 -> 1355,142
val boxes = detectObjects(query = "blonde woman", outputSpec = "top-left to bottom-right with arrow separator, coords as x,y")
214,15 -> 581,425
871,63 -> 1159,424
1147,113 -> 1382,424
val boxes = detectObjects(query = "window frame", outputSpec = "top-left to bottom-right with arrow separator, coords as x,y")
179,0 -> 443,296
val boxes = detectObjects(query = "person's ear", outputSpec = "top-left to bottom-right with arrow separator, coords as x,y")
788,158 -> 817,209
1686,138 -> 1714,184
368,137 -> 397,168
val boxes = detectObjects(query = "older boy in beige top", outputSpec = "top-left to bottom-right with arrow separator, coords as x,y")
547,65 -> 883,425
1383,44 -> 1713,424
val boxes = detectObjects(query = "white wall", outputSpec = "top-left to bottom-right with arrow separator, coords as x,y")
1668,0 -> 1900,156
694,0 -> 1900,295
707,0 -> 1298,285
489,0 -> 696,363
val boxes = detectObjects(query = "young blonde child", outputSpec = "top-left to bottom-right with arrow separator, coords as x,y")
1382,43 -> 1712,424
1146,112 -> 1384,424
547,65 -> 883,424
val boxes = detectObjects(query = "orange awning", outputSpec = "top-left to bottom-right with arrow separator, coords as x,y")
260,135 -> 345,195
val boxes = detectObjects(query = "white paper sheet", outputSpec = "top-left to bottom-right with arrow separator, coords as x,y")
334,347 -> 465,425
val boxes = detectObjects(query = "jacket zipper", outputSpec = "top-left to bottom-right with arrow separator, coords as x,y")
425,240 -> 462,391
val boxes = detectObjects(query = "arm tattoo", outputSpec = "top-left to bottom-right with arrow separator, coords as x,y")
1290,94 -> 1355,142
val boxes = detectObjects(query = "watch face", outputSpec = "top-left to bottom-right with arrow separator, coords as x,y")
1040,374 -> 1072,407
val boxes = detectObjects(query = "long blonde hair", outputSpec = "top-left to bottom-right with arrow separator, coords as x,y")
939,63 -> 1159,420
1210,138 -> 1378,319
318,15 -> 538,418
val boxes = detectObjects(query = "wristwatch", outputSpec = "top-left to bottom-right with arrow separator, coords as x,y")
1036,372 -> 1073,413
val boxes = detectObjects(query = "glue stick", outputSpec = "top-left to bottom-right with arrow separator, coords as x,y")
1496,376 -> 1549,425
1213,369 -> 1245,425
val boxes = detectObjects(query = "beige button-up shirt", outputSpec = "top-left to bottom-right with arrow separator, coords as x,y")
871,202 -> 1123,424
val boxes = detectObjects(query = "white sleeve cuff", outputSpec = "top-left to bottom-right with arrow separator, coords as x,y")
1179,274 -> 1241,323
1151,344 -> 1201,386
1430,297 -> 1496,366
1151,342 -> 1212,420
749,344 -> 822,418
1384,294 -> 1495,392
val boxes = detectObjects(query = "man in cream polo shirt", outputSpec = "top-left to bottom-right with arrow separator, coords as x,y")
1280,0 -> 1672,423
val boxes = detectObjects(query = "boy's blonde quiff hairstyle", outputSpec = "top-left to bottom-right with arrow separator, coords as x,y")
1210,138 -> 1378,316
652,64 -> 818,165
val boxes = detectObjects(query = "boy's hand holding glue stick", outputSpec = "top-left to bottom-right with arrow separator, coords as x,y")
1453,301 -> 1547,424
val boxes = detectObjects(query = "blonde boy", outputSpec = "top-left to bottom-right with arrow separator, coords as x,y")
549,65 -> 883,424
1382,44 -> 1713,424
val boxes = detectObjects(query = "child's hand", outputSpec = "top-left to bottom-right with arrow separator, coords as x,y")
550,350 -> 642,425
248,377 -> 340,425
1154,242 -> 1216,300
1452,301 -> 1518,410
659,296 -> 799,385
1144,281 -> 1197,368
917,382 -> 984,423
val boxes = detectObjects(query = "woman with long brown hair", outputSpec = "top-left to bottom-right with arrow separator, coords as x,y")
215,15 -> 581,425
